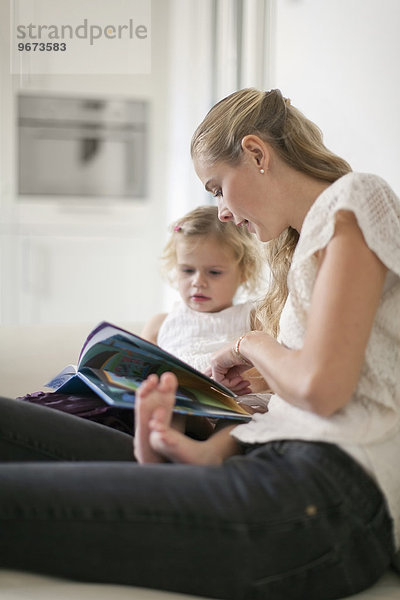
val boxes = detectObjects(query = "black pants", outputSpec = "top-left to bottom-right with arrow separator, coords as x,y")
0,397 -> 395,600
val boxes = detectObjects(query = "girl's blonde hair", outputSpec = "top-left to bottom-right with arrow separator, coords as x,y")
191,88 -> 352,336
161,205 -> 264,295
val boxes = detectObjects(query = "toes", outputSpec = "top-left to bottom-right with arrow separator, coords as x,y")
136,373 -> 159,400
158,372 -> 178,395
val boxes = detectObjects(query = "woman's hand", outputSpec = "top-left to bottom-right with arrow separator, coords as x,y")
205,342 -> 253,395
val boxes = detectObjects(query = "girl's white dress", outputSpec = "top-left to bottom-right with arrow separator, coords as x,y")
157,300 -> 255,373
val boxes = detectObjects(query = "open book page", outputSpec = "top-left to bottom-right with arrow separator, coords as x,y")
46,321 -> 252,421
45,364 -> 77,389
69,368 -> 249,420
235,393 -> 271,414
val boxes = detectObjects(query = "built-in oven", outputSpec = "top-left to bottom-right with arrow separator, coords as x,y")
18,94 -> 148,198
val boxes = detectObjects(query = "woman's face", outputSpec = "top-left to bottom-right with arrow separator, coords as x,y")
194,152 -> 288,243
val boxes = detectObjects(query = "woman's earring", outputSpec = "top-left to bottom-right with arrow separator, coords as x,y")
259,168 -> 265,174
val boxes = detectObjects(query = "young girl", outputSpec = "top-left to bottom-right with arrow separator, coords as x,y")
141,205 -> 264,374
18,206 -> 265,436
1,89 -> 399,600
136,205 -> 267,462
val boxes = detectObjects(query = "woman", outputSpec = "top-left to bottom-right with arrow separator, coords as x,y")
1,89 -> 399,600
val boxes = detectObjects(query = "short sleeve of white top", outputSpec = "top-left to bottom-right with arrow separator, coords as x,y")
157,300 -> 255,373
232,172 -> 400,548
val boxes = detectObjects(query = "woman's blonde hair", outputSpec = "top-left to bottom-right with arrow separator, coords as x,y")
191,88 -> 352,336
161,205 -> 264,295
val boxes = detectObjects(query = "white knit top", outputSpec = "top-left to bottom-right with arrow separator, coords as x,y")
232,172 -> 400,548
157,300 -> 255,373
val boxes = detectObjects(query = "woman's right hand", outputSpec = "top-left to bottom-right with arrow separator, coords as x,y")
205,341 -> 254,395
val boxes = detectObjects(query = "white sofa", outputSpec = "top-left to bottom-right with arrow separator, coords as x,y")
0,321 -> 144,399
0,322 -> 399,599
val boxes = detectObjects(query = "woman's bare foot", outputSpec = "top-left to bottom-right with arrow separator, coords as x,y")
134,373 -> 176,463
135,372 -> 241,465
148,381 -> 240,465
149,419 -> 226,465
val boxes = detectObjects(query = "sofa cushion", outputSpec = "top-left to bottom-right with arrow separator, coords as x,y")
0,569 -> 399,600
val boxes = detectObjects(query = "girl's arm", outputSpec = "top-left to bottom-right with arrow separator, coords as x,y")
140,313 -> 167,344
210,211 -> 387,417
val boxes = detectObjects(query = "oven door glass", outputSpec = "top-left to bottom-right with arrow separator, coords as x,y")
18,95 -> 148,199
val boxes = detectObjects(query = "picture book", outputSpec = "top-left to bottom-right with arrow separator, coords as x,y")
46,321 -> 252,421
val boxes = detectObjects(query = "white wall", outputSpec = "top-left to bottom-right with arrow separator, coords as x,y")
270,0 -> 400,194
2,0 -> 399,326
0,0 -> 170,326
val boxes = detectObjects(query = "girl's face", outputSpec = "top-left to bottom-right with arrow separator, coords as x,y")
175,235 -> 243,313
194,151 -> 288,243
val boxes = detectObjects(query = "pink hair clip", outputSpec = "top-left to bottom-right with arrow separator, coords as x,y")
174,225 -> 182,232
